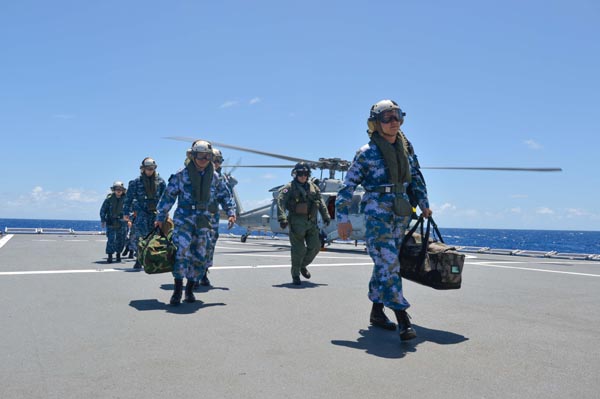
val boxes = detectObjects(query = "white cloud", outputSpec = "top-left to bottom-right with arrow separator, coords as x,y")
524,139 -> 542,150
435,202 -> 457,214
260,173 -> 278,180
249,97 -> 261,105
536,207 -> 554,215
219,100 -> 239,109
64,188 -> 100,203
510,207 -> 522,213
566,208 -> 589,217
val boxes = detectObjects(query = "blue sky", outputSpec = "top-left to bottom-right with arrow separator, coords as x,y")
1,0 -> 598,230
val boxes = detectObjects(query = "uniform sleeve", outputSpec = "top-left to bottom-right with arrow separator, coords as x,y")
100,198 -> 110,222
157,176 -> 167,198
216,176 -> 236,217
335,152 -> 365,223
408,152 -> 429,210
315,188 -> 331,222
276,185 -> 290,222
122,179 -> 136,215
156,174 -> 180,222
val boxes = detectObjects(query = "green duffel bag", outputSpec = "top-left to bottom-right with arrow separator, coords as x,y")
138,226 -> 176,274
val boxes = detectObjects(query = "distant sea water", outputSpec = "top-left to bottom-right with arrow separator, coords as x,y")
1,218 -> 599,255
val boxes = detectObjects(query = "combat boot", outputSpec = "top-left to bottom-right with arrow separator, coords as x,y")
170,279 -> 183,305
292,276 -> 301,285
184,280 -> 196,303
122,248 -> 129,256
300,268 -> 311,279
200,271 -> 211,287
107,254 -> 113,264
370,303 -> 397,331
394,309 -> 417,341
116,253 -> 121,262
133,260 -> 142,269
128,251 -> 134,259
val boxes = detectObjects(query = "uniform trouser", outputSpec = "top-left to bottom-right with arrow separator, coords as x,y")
365,214 -> 411,310
205,220 -> 220,269
288,216 -> 321,277
132,211 -> 157,252
171,213 -> 212,281
105,222 -> 127,255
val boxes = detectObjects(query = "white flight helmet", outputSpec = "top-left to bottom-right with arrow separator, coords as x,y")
367,99 -> 406,134
212,148 -> 224,163
140,157 -> 157,170
111,181 -> 126,191
187,140 -> 213,160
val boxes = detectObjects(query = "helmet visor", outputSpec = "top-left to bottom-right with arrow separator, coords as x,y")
377,109 -> 404,124
194,153 -> 213,161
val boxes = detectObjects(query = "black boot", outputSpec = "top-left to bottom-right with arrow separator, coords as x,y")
170,279 -> 183,305
128,251 -> 134,259
200,270 -> 211,286
122,248 -> 129,256
107,254 -> 113,264
116,253 -> 121,262
133,260 -> 142,269
292,276 -> 301,285
370,303 -> 397,331
300,267 -> 311,279
184,280 -> 196,303
394,309 -> 417,341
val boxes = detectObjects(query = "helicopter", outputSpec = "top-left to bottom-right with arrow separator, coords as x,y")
167,136 -> 562,245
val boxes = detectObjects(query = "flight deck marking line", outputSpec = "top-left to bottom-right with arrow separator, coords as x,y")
0,263 -> 373,276
222,253 -> 368,260
0,234 -> 14,249
0,269 -> 121,276
467,262 -> 600,277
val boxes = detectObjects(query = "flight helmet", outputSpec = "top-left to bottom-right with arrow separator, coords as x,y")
367,99 -> 406,134
212,148 -> 224,163
140,157 -> 157,170
187,139 -> 213,160
111,181 -> 126,191
292,162 -> 311,178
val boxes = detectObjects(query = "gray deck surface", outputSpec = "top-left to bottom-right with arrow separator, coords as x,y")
1,234 -> 599,399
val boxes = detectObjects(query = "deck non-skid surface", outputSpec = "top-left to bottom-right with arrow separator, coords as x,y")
1,234 -> 599,399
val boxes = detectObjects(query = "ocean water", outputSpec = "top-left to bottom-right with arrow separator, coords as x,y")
1,218 -> 599,255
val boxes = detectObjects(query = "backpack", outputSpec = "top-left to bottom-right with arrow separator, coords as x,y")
138,220 -> 176,274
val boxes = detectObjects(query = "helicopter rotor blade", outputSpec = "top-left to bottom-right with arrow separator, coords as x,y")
165,136 -> 317,164
421,166 -> 563,172
221,164 -> 295,168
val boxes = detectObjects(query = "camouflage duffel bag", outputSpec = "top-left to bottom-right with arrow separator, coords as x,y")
137,225 -> 176,274
400,216 -> 464,290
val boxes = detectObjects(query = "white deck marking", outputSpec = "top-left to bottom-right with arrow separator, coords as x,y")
0,268 -> 121,276
0,234 -> 14,249
468,261 -> 600,277
222,252 -> 367,259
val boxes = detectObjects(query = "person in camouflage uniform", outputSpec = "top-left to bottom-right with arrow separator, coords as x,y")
335,99 -> 432,341
100,181 -> 128,264
123,157 -> 166,269
277,162 -> 332,285
198,147 -> 238,287
155,140 -> 236,305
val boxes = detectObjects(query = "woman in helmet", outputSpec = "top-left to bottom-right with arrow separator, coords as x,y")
123,157 -> 167,268
335,99 -> 432,341
100,181 -> 128,263
155,140 -> 237,305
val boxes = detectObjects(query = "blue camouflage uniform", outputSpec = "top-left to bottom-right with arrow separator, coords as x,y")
156,167 -> 236,281
123,174 -> 166,243
100,194 -> 128,255
205,170 -> 238,270
335,138 -> 429,311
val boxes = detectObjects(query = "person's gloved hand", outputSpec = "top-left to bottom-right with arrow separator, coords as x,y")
279,221 -> 288,229
324,219 -> 331,227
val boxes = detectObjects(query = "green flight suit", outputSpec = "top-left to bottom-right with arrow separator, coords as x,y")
277,179 -> 331,278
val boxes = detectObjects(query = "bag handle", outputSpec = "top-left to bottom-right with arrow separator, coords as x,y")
401,215 -> 431,270
429,217 -> 444,243
142,225 -> 166,241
